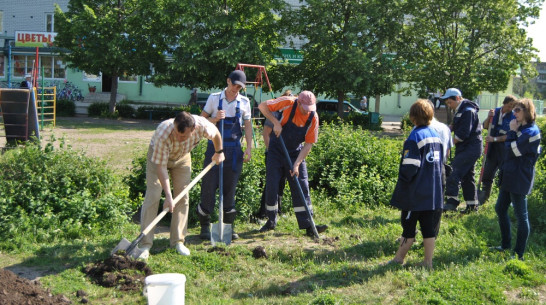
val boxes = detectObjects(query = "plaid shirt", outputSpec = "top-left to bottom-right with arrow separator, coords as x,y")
150,115 -> 217,166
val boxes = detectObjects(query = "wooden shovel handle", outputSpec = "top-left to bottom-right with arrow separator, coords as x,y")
141,162 -> 216,236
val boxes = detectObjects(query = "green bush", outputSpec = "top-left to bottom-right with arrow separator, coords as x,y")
87,102 -> 109,117
0,138 -> 137,248
56,99 -> 76,117
307,123 -> 400,208
126,123 -> 402,225
116,102 -> 136,119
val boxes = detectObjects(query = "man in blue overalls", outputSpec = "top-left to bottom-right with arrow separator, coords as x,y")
257,91 -> 328,237
478,95 -> 516,205
197,70 -> 253,240
442,88 -> 483,213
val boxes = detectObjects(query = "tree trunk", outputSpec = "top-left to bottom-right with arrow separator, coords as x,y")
374,94 -> 381,113
109,74 -> 119,114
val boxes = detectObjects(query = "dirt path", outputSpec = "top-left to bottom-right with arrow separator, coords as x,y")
1,116 -> 158,172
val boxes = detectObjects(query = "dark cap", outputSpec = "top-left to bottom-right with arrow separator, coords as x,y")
229,70 -> 246,87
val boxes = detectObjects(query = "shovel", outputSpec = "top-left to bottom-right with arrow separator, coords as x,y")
278,135 -> 320,239
112,162 -> 215,258
210,102 -> 232,246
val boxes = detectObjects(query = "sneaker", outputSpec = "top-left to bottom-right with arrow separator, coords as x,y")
306,224 -> 328,237
175,243 -> 190,256
259,221 -> 275,233
232,232 -> 239,240
137,246 -> 150,260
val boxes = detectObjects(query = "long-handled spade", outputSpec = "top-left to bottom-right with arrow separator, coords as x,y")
112,162 -> 215,258
278,135 -> 320,240
210,103 -> 232,246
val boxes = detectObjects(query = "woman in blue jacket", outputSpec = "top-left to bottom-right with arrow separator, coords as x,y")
494,98 -> 541,260
387,99 -> 444,268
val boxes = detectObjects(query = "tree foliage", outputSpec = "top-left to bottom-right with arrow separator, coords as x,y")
54,0 -> 170,112
289,0 -> 405,116
150,0 -> 287,91
397,0 -> 544,100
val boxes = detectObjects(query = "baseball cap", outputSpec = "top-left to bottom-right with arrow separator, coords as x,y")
228,70 -> 246,87
298,91 -> 316,112
25,73 -> 32,78
440,88 -> 462,100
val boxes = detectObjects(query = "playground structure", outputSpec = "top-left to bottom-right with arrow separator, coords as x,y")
0,88 -> 40,149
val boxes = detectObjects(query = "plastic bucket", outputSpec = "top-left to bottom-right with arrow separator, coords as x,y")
144,273 -> 186,305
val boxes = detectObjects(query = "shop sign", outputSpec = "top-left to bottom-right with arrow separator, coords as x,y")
15,31 -> 57,47
276,48 -> 303,64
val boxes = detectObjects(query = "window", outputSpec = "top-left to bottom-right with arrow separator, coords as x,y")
13,55 -> 29,77
11,55 -> 65,79
83,71 -> 101,82
45,13 -> 54,32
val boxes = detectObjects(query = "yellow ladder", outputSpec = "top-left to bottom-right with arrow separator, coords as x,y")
34,87 -> 56,127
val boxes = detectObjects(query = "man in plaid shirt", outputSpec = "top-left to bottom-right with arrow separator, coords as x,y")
138,111 -> 224,259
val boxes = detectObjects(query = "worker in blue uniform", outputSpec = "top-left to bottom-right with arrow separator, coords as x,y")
442,88 -> 482,213
388,99 -> 444,269
492,98 -> 541,261
478,95 -> 516,205
197,70 -> 253,240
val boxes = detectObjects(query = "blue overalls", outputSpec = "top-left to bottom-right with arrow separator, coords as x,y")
265,103 -> 315,229
445,99 -> 482,208
197,98 -> 243,225
481,107 -> 514,188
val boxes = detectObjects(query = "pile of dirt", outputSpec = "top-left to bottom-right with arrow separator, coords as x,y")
83,254 -> 152,291
0,268 -> 72,305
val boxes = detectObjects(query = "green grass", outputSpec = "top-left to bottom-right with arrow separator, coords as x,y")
1,117 -> 545,304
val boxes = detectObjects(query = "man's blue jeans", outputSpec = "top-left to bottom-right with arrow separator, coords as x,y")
495,190 -> 530,259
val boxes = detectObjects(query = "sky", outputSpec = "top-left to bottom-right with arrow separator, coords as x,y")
526,4 -> 546,60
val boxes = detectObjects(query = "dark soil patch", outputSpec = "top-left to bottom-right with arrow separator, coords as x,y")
207,246 -> 230,256
321,236 -> 340,246
252,246 -> 268,259
0,268 -> 72,304
83,254 -> 152,291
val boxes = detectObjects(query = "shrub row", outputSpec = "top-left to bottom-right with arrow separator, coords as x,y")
87,102 -> 202,119
125,123 -> 401,225
0,138 -> 137,248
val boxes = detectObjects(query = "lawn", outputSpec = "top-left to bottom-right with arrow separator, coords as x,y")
0,117 -> 544,304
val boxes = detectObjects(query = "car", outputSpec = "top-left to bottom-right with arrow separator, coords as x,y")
316,99 -> 367,116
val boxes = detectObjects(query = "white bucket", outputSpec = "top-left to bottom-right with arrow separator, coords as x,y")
144,273 -> 186,305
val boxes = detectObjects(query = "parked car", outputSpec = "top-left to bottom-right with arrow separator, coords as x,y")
316,99 -> 367,116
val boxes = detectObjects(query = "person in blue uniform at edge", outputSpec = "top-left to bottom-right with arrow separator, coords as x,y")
257,90 -> 328,237
478,95 -> 516,205
197,70 -> 253,240
442,88 -> 482,213
492,98 -> 540,261
387,99 -> 444,269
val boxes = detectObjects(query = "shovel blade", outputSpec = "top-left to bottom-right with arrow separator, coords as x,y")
111,237 -> 144,259
111,238 -> 131,255
210,223 -> 232,246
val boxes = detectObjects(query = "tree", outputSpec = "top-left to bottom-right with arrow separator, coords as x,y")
54,0 -> 170,113
397,0 -> 543,103
289,0 -> 405,117
151,0 -> 287,92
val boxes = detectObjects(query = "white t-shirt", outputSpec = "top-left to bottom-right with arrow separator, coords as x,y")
203,89 -> 252,125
